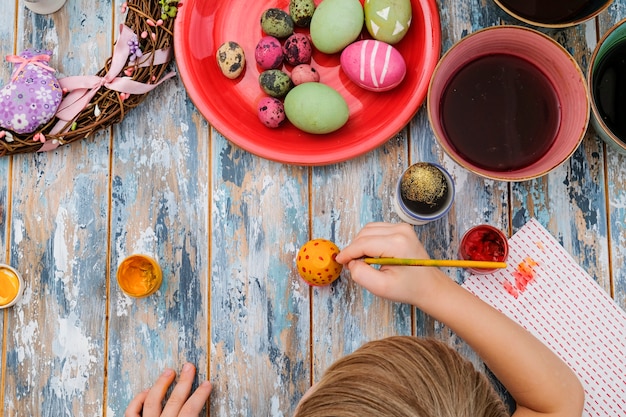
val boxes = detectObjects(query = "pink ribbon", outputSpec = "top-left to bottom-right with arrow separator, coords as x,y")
38,24 -> 175,152
6,54 -> 55,81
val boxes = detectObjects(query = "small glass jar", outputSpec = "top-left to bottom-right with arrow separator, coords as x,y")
459,225 -> 509,274
116,254 -> 163,297
394,162 -> 455,225
0,264 -> 24,309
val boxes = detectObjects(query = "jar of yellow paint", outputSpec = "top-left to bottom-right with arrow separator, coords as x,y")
116,254 -> 163,298
0,264 -> 24,309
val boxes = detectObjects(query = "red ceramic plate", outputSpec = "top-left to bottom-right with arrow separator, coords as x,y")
174,0 -> 441,165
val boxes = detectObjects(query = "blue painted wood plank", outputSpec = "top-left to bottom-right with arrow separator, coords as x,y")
2,1 -> 112,416
105,51 -> 211,415
413,0 -> 511,372
510,20 -> 611,293
0,0 -> 15,412
598,1 -> 626,310
310,135 -> 413,378
210,133 -> 310,416
510,139 -> 610,283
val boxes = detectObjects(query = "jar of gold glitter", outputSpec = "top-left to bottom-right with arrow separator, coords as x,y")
116,254 -> 163,297
394,162 -> 455,225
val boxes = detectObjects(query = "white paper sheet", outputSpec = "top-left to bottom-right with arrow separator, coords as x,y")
462,218 -> 626,416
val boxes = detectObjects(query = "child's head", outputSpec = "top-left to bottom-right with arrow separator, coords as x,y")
294,336 -> 508,417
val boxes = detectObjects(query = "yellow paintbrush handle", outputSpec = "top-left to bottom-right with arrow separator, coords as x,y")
363,258 -> 507,269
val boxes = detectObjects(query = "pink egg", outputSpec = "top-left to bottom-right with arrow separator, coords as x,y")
255,36 -> 284,70
257,96 -> 286,128
340,40 -> 407,92
291,64 -> 320,85
282,33 -> 312,66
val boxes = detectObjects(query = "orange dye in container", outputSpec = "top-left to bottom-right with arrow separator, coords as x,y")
116,255 -> 163,297
0,265 -> 22,308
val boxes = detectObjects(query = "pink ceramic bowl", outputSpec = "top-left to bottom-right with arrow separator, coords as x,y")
427,26 -> 589,182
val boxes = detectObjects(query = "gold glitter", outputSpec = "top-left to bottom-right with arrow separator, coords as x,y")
400,163 -> 448,206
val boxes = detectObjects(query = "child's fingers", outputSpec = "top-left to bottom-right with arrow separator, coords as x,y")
161,363 -> 197,416
141,368 -> 177,416
335,226 -> 396,263
346,260 -> 399,297
124,389 -> 149,417
337,223 -> 424,264
178,381 -> 213,417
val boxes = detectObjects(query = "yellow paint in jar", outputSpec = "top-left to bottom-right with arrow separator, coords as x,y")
0,265 -> 23,308
116,254 -> 163,297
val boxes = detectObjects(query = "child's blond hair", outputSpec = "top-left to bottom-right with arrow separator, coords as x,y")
295,336 -> 509,417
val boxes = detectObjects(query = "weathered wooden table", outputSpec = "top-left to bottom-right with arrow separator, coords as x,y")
1,1 -> 625,416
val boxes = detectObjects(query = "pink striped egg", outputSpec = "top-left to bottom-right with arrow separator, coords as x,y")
340,39 -> 407,92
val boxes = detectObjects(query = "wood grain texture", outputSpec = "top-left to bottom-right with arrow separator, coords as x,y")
0,0 -> 14,415
105,35 -> 211,415
598,0 -> 626,311
311,134 -> 412,379
414,0 -> 511,373
1,1 -> 625,416
510,21 -> 612,293
3,1 -> 111,416
210,133 -> 310,416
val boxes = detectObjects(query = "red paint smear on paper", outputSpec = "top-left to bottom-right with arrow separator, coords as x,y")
503,280 -> 519,298
503,256 -> 539,298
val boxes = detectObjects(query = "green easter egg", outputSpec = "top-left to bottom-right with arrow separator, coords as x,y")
310,0 -> 364,54
289,0 -> 316,27
284,83 -> 349,134
364,0 -> 412,44
259,69 -> 294,98
261,8 -> 294,38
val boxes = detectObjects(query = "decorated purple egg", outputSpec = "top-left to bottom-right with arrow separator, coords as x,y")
282,33 -> 312,66
0,49 -> 63,134
340,39 -> 406,92
255,36 -> 284,70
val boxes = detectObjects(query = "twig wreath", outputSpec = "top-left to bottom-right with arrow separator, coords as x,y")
0,0 -> 179,156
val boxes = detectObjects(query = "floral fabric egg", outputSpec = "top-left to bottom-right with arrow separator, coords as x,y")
0,49 -> 63,134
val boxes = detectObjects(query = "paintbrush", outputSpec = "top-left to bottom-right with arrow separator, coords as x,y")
363,258 -> 507,269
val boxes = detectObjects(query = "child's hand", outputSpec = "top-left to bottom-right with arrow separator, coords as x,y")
336,222 -> 446,307
125,363 -> 212,417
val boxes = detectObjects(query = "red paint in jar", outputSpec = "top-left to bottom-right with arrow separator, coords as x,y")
459,225 -> 509,274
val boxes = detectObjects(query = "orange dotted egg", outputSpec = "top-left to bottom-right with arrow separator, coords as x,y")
296,239 -> 343,286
